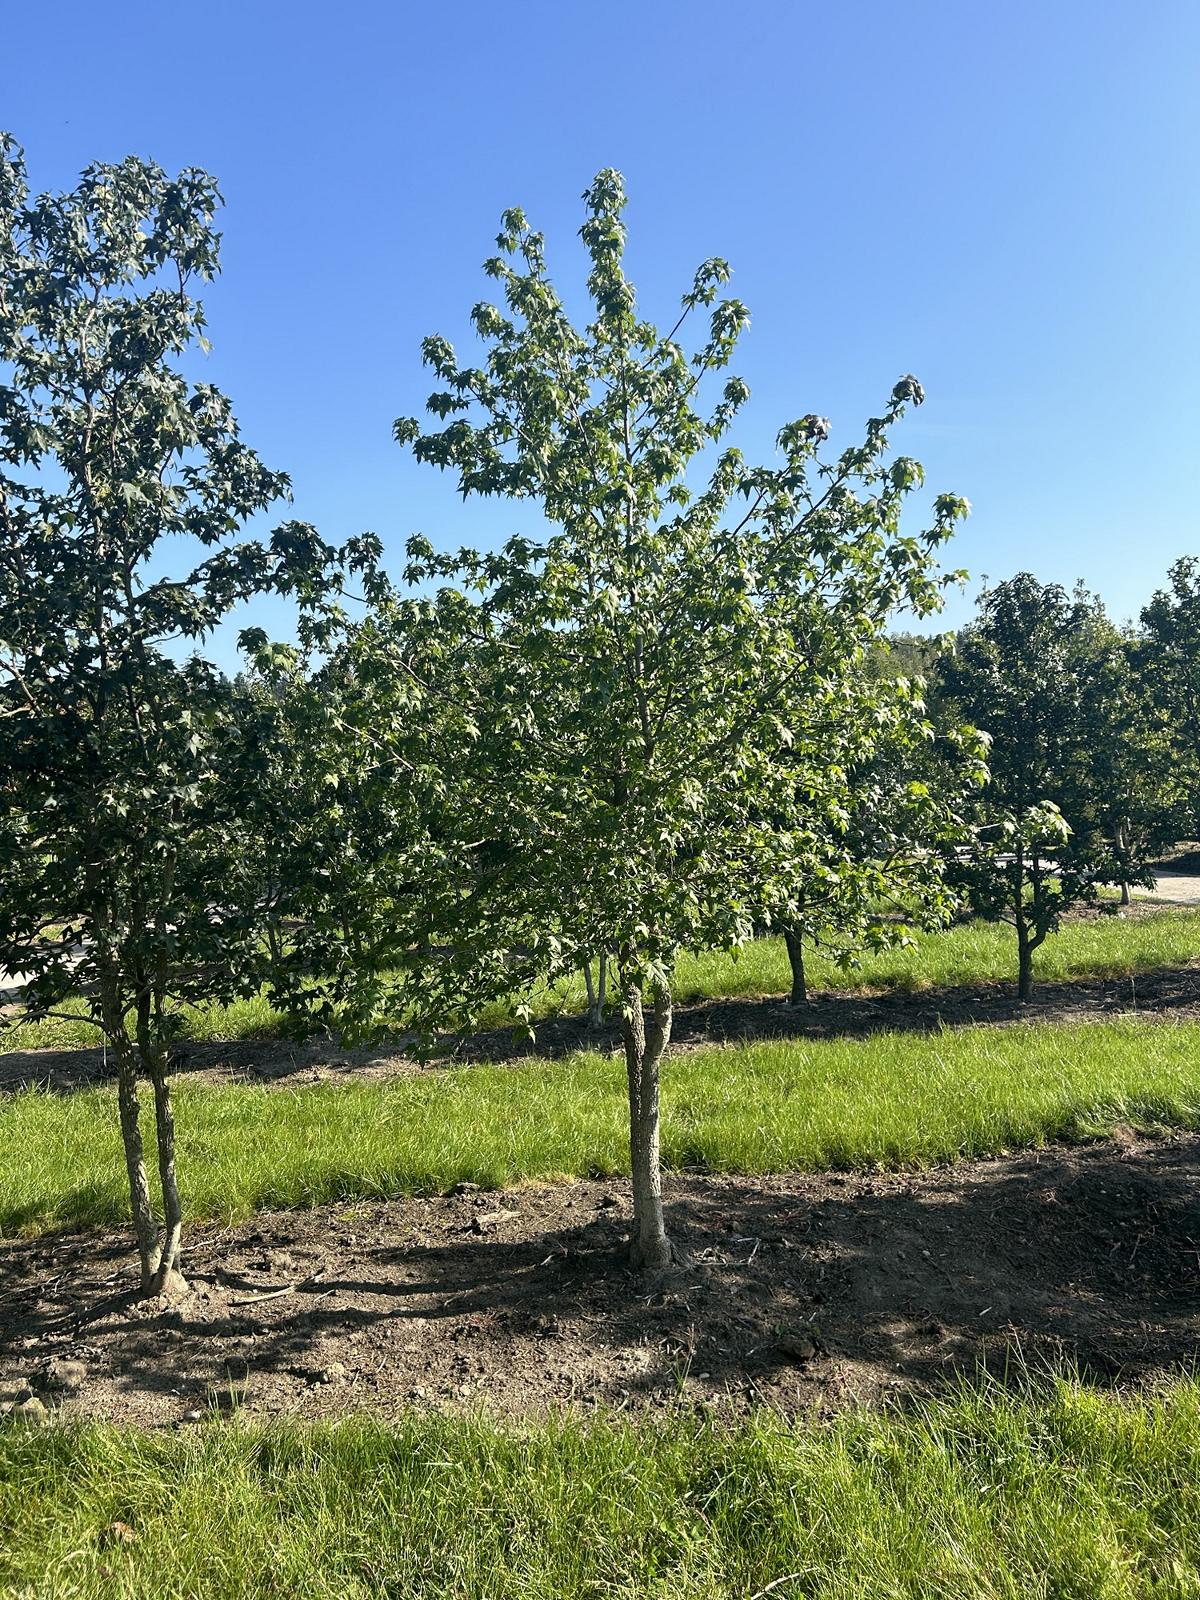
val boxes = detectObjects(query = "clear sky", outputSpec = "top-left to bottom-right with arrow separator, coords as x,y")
5,0 -> 1199,649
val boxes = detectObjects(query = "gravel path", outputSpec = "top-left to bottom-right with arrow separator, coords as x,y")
1135,872 -> 1200,905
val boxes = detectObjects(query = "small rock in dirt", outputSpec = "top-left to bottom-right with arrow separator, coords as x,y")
597,1194 -> 622,1209
777,1332 -> 818,1363
9,1394 -> 48,1423
471,1209 -> 517,1233
45,1358 -> 87,1392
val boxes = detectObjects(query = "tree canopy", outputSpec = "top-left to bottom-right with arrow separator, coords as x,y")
0,134 -> 374,1291
296,170 -> 976,1265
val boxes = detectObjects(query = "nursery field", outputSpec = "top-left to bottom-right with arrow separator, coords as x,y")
3,909 -> 1200,1594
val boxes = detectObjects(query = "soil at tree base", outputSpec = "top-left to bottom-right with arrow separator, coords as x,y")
2,1128 -> 1196,1427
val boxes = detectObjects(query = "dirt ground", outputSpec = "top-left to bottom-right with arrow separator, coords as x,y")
2,1128 -> 1197,1427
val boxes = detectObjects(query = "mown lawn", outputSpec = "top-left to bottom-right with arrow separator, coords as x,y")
1,1376 -> 1197,1598
5,908 -> 1200,1051
2,1017 -> 1197,1235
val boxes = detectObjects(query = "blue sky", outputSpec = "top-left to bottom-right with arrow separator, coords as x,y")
5,0 -> 1198,650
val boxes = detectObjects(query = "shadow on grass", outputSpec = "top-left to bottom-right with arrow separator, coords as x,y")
2,1130 -> 1198,1423
5,956 -> 1200,1096
0,1181 -> 128,1237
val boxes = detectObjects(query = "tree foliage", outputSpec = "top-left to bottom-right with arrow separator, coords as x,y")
303,171 -> 976,1265
939,574 -> 1139,997
1140,557 -> 1200,845
0,135 -> 372,1290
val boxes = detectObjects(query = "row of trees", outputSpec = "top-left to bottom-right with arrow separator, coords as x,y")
0,137 -> 1194,1286
922,565 -> 1200,999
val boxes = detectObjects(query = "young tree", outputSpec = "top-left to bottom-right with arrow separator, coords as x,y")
0,137 -> 367,1294
940,574 -> 1129,999
317,171 -> 971,1269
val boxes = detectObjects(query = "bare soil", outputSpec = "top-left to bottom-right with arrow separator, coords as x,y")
6,956 -> 1200,1094
3,1129 -> 1198,1427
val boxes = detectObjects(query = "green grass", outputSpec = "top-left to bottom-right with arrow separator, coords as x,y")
6,909 -> 1199,1053
2,1017 -> 1198,1236
478,909 -> 1200,1024
0,989 -> 289,1052
2,1375 -> 1198,1597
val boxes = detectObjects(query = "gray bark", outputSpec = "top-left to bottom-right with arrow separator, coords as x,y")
584,952 -> 609,1027
100,977 -> 161,1291
1017,934 -> 1034,1002
620,978 -> 672,1269
134,987 -> 187,1296
148,1051 -> 185,1295
1014,847 -> 1035,1003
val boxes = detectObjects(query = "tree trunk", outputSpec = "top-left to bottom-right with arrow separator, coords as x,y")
133,986 -> 188,1298
148,1052 -> 186,1296
1013,848 -> 1034,1003
99,978 -> 161,1292
584,952 -> 608,1028
1016,928 -> 1034,1002
620,977 -> 672,1269
783,927 -> 808,1007
265,918 -> 283,984
1116,822 -> 1131,905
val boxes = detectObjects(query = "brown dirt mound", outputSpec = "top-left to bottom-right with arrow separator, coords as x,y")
3,1130 -> 1198,1427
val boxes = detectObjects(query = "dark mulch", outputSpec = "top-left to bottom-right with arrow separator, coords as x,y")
3,1129 -> 1198,1427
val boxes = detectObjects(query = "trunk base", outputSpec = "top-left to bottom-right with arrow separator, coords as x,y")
150,1266 -> 189,1303
140,1264 -> 189,1304
628,1233 -> 674,1271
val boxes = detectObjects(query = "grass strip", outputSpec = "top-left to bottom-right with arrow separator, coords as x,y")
0,1375 -> 1197,1598
1,1018 -> 1197,1235
7,909 -> 1198,1051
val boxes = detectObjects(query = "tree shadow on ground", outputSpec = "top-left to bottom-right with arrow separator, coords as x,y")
434,960 -> 1200,1067
2,1129 -> 1197,1425
5,960 -> 1200,1094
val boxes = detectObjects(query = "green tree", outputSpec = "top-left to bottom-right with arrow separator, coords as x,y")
1141,557 -> 1200,846
320,171 -> 971,1268
940,574 -> 1127,1000
1078,614 -> 1170,903
773,663 -> 983,1007
0,137 -> 368,1293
